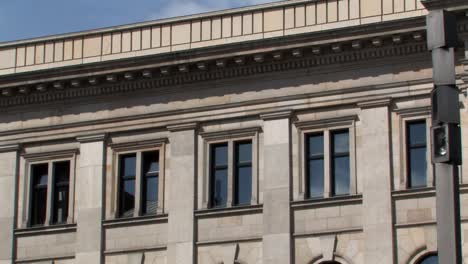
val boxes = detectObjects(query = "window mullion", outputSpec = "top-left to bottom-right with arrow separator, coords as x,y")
134,152 -> 142,217
45,162 -> 53,226
323,131 -> 331,198
227,141 -> 234,207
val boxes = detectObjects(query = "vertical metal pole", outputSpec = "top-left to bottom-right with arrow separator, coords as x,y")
427,9 -> 463,263
435,163 -> 462,263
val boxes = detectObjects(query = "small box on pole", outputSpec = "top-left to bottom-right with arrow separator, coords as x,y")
431,85 -> 460,124
431,123 -> 461,164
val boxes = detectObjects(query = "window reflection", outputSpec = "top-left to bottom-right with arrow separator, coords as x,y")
306,133 -> 324,198
211,144 -> 228,207
52,161 -> 70,224
407,121 -> 427,188
119,154 -> 136,217
235,141 -> 252,205
31,164 -> 48,226
142,151 -> 159,215
419,254 -> 438,264
331,130 -> 350,196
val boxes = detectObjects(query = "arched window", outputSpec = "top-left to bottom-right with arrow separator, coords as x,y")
418,254 -> 438,264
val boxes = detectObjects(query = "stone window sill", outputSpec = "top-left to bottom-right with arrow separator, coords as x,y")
103,214 -> 168,228
15,223 -> 76,236
392,184 -> 468,199
291,194 -> 363,209
195,204 -> 263,218
392,187 -> 435,199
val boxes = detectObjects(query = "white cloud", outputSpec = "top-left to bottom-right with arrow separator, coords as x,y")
147,0 -> 279,21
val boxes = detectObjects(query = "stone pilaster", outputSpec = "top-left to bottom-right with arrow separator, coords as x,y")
357,99 -> 395,264
260,111 -> 292,264
167,123 -> 197,264
0,145 -> 20,264
75,135 -> 107,264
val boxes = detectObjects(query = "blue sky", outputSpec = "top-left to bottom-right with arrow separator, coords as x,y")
0,0 -> 280,43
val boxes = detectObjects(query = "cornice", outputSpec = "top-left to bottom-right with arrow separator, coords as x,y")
199,127 -> 261,140
108,138 -> 168,151
22,149 -> 79,161
294,115 -> 359,130
0,25 -> 434,108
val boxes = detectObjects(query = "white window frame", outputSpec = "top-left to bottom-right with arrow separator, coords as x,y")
21,150 -> 77,228
294,116 -> 357,200
110,139 -> 166,218
198,127 -> 260,209
399,112 -> 433,190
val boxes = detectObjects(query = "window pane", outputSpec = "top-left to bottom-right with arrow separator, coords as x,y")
333,156 -> 350,196
333,131 -> 349,154
308,134 -> 324,157
53,161 -> 70,224
119,154 -> 136,217
409,147 -> 427,188
120,179 -> 135,217
53,161 -> 70,184
419,255 -> 438,264
210,143 -> 228,208
408,121 -> 426,146
308,159 -> 324,198
143,177 -> 158,215
142,151 -> 159,215
237,142 -> 252,163
213,144 -> 228,166
142,151 -> 159,175
121,154 -> 136,178
31,164 -> 48,226
236,166 -> 252,205
212,169 -> 228,207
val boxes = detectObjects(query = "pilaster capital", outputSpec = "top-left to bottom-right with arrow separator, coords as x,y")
76,133 -> 108,143
0,143 -> 21,153
357,98 -> 393,109
166,122 -> 198,132
260,110 -> 294,121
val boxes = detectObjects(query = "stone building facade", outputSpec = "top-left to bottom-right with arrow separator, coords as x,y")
0,0 -> 468,263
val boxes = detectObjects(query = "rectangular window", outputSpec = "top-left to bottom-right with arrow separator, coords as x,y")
30,163 -> 48,226
119,154 -> 136,217
331,130 -> 350,196
52,161 -> 70,224
407,120 -> 427,188
210,143 -> 228,208
234,141 -> 252,205
141,151 -> 159,215
306,133 -> 325,198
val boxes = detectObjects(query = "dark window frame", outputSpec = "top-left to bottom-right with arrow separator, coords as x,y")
406,120 -> 428,189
